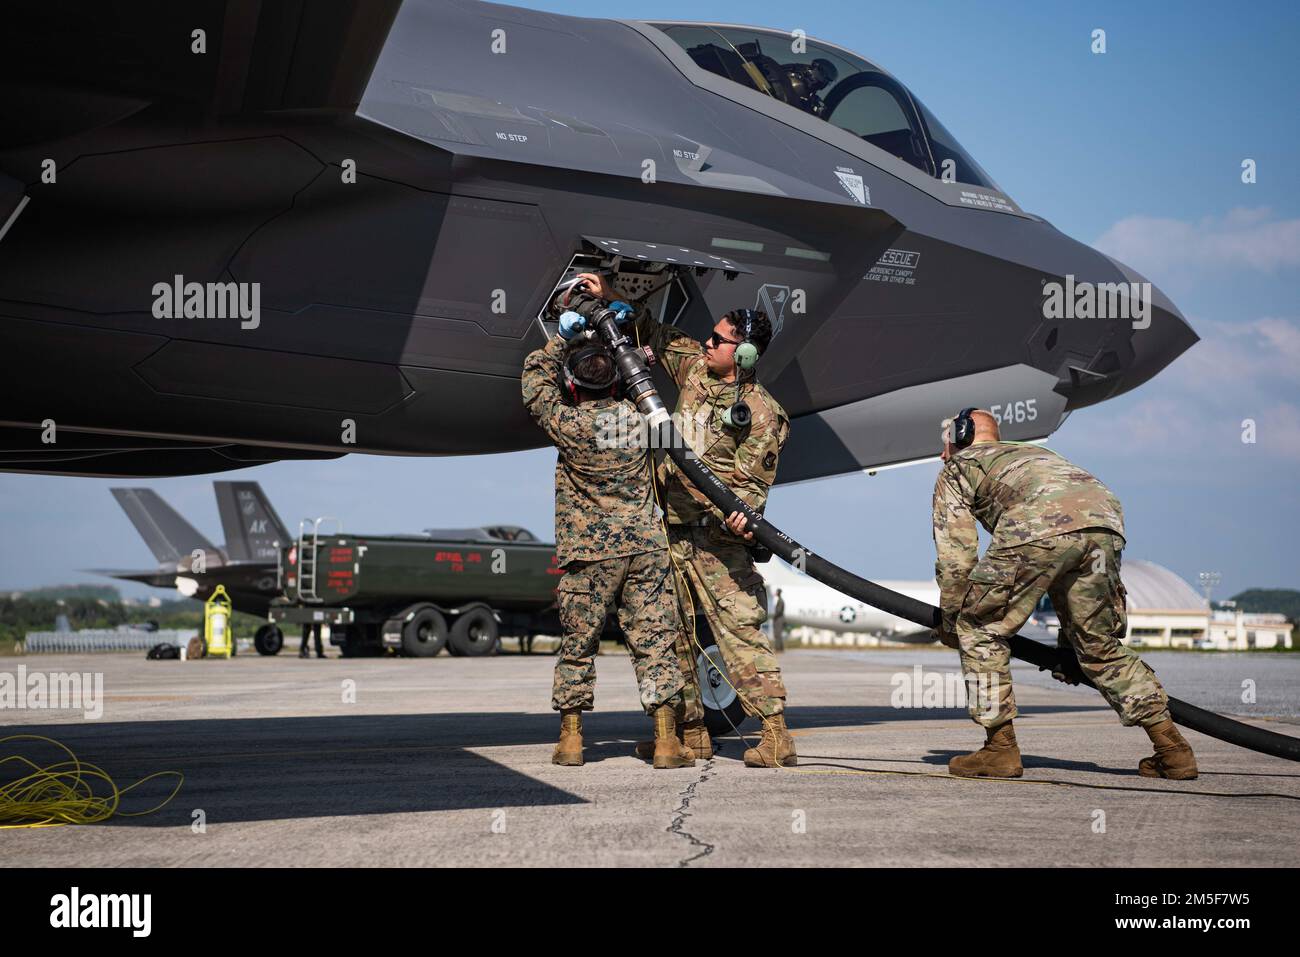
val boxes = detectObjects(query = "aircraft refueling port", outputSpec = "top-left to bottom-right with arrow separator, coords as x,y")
536,239 -> 746,345
544,284 -> 1300,765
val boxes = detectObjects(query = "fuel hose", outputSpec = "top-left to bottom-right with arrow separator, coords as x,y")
583,308 -> 1300,763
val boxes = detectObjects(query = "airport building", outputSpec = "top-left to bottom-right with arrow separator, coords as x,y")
1045,559 -> 1294,651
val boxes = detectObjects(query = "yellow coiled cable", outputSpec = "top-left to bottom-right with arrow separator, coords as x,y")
0,734 -> 183,829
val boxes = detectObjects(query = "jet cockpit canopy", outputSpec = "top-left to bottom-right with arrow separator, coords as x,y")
644,22 -> 1000,191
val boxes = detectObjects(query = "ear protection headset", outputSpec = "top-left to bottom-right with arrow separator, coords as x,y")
729,309 -> 762,372
720,309 -> 763,428
951,407 -> 978,449
562,343 -> 619,402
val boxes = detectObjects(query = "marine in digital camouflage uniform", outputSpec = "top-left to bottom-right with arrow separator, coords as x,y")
933,409 -> 1197,780
521,335 -> 686,721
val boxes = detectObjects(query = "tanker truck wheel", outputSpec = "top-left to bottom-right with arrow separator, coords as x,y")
449,607 -> 500,657
697,643 -> 749,737
254,624 -> 284,656
401,607 -> 449,658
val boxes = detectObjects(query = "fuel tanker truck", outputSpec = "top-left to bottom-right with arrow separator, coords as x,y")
267,519 -> 567,658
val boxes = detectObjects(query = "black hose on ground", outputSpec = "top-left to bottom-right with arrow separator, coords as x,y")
587,311 -> 1300,763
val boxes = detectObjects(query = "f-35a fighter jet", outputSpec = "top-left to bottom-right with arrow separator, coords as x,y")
0,1 -> 1195,481
96,482 -> 292,616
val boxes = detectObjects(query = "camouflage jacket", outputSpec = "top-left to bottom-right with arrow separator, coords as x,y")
521,335 -> 667,566
932,440 -> 1126,630
632,306 -> 789,536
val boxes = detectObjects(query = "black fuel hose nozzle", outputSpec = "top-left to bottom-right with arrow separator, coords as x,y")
589,312 -> 669,426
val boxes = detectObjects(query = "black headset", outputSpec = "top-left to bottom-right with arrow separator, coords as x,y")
562,343 -> 619,402
951,407 -> 978,449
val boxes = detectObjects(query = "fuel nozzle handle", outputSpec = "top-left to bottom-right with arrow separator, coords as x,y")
591,312 -> 670,428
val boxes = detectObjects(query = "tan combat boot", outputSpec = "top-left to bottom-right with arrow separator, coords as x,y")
634,718 -> 713,761
1138,717 -> 1198,780
552,709 -> 584,766
948,721 -> 1023,778
743,713 -> 797,768
681,720 -> 713,761
652,703 -> 697,769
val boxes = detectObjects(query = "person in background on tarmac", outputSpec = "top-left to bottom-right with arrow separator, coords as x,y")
573,271 -> 796,769
932,407 -> 1198,780
772,588 -> 786,652
299,622 -> 324,659
521,316 -> 695,770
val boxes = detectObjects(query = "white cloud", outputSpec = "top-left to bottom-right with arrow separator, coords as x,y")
1068,316 -> 1300,463
1095,207 -> 1300,279
1175,316 -> 1300,386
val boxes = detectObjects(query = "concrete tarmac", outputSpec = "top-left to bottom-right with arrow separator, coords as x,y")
2,649 -> 1297,867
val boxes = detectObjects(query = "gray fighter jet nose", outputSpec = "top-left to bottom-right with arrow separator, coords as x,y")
1122,294 -> 1199,396
1072,256 -> 1198,403
1054,270 -> 1198,412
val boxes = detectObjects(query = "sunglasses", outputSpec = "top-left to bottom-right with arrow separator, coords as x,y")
705,331 -> 741,350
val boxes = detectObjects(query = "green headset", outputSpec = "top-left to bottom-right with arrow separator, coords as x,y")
731,308 -> 762,372
720,309 -> 764,428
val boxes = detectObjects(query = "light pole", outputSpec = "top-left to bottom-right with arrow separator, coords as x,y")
1198,572 -> 1221,648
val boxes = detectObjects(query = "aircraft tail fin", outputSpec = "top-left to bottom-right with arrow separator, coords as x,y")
110,488 -> 218,566
213,482 -> 289,562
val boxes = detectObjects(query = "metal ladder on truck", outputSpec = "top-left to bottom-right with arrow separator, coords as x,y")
295,517 -> 340,603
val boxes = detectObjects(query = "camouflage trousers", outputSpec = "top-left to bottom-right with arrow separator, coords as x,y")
667,526 -> 787,720
956,528 -> 1170,729
552,550 -> 686,715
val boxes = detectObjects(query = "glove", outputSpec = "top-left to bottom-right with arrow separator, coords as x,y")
933,626 -> 960,650
558,310 -> 587,340
1048,647 -> 1086,685
607,300 -> 635,324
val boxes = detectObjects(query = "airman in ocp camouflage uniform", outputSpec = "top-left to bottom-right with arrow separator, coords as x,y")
573,272 -> 796,769
522,333 -> 694,770
932,408 -> 1198,780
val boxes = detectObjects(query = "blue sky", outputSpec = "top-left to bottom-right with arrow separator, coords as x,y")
2,0 -> 1297,604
